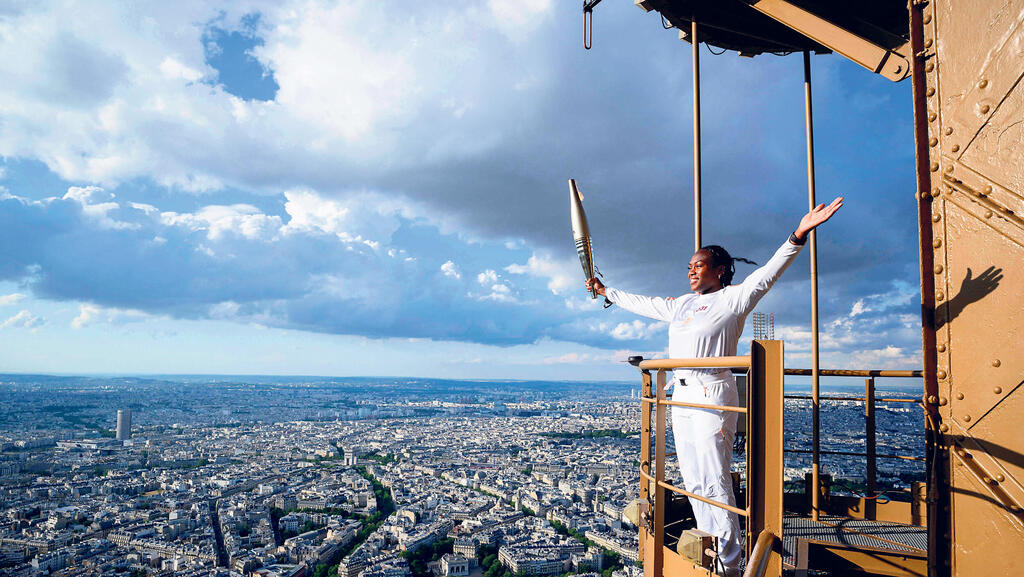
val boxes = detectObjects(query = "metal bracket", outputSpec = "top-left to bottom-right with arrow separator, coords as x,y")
748,0 -> 911,81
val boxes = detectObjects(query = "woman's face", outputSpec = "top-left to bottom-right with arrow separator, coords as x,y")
688,250 -> 725,294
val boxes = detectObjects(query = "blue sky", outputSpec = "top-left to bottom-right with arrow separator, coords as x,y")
0,1 -> 923,380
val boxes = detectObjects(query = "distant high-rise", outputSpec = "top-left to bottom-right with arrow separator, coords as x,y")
116,409 -> 132,441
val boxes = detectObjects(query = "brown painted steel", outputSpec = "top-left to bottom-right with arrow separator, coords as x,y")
919,1 -> 1024,576
795,539 -> 927,577
749,340 -> 785,576
803,49 -> 823,524
742,530 -> 779,577
638,356 -> 751,370
651,477 -> 751,517
692,19 -> 702,252
653,369 -> 668,577
639,370 -> 652,568
866,378 -> 878,520
784,368 -> 922,377
641,397 -> 748,413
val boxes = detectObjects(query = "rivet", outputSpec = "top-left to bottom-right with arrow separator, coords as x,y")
991,359 -> 1000,367
932,188 -> 941,197
930,162 -> 939,172
921,191 -> 931,200
934,264 -> 943,274
996,474 -> 1005,482
980,104 -> 991,114
925,39 -> 933,48
924,14 -> 932,24
940,396 -> 948,405
928,395 -> 939,404
925,62 -> 935,72
926,87 -> 935,96
956,448 -> 966,456
932,214 -> 941,223
983,185 -> 992,194
994,386 -> 1003,394
945,164 -> 954,173
933,238 -> 942,248
936,369 -> 947,379
956,392 -> 964,400
936,291 -> 945,301
963,414 -> 971,422
928,111 -> 937,122
937,343 -> 946,352
929,137 -> 938,147
951,144 -> 960,152
944,127 -> 953,135
984,210 -> 993,218
939,423 -> 949,432
978,78 -> 988,88
983,476 -> 993,484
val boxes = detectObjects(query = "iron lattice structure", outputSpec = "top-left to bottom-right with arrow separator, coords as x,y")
752,312 -> 775,341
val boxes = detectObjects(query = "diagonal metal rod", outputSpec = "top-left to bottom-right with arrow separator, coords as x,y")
692,19 -> 702,252
803,49 -> 822,522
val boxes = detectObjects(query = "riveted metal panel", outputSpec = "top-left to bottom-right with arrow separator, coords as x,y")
919,1 -> 1024,576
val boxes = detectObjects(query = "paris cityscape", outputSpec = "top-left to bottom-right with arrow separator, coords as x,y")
0,374 -> 924,577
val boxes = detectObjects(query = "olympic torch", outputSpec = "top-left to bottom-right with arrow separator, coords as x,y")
569,179 -> 597,299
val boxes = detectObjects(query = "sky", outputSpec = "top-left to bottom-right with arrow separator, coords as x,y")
0,1 -> 924,381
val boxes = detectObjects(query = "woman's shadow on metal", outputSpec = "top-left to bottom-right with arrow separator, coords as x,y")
935,266 -> 1004,329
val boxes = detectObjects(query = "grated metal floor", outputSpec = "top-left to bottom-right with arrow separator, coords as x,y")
781,514 -> 927,565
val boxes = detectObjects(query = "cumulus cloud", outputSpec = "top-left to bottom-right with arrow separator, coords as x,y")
72,304 -> 151,329
611,320 -> 664,341
477,270 -> 499,285
440,260 -> 461,279
506,252 -> 576,295
1,310 -> 43,329
0,293 -> 25,306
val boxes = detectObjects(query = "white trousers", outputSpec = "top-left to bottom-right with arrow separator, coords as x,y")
671,371 -> 741,574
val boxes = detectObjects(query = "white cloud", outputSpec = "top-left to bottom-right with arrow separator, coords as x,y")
477,269 -> 499,285
479,282 -> 514,302
162,204 -> 282,241
610,320 -> 664,341
441,260 -> 461,279
63,186 -> 140,230
1,310 -> 43,329
0,293 -> 26,307
505,252 -> 577,295
71,304 -> 150,329
159,56 -> 204,82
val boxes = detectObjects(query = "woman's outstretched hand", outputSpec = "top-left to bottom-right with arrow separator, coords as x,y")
794,196 -> 844,241
586,277 -> 607,296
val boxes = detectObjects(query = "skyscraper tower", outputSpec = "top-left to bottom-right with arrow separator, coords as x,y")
116,409 -> 132,441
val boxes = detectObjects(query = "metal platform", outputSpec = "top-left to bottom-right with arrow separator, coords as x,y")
782,514 -> 927,566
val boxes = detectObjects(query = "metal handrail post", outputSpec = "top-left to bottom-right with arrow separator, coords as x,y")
638,370 -> 652,566
803,49 -> 822,522
749,340 -> 784,576
640,371 -> 653,504
692,19 -> 702,251
865,377 -> 877,520
653,369 -> 668,577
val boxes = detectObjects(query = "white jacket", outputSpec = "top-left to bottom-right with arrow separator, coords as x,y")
605,239 -> 802,380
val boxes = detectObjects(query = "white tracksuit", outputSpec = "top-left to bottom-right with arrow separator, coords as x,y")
605,239 -> 802,574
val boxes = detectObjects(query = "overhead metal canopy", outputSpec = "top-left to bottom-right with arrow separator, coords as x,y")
628,0 -> 912,81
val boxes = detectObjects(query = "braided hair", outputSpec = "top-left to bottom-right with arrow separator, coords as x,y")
699,245 -> 758,287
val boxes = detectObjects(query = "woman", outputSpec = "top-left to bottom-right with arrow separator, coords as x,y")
585,197 -> 843,576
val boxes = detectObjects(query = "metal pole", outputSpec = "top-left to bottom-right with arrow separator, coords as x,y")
865,377 -> 877,520
653,370 -> 668,577
692,19 -> 702,252
803,50 -> 822,522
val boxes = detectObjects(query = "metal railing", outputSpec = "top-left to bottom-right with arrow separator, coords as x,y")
781,369 -> 924,518
636,341 -> 784,577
